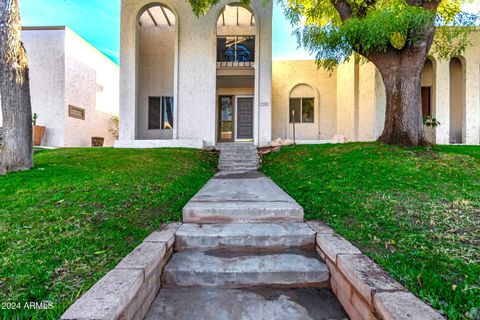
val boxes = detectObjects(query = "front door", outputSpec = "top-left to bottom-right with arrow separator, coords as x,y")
236,97 -> 253,140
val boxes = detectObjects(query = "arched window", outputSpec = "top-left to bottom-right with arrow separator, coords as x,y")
289,84 -> 315,123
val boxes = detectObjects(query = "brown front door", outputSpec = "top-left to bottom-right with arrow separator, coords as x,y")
237,98 -> 253,140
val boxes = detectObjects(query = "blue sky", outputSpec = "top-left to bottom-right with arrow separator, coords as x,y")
21,0 -> 312,64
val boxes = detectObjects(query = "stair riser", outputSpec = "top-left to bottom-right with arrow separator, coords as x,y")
175,235 -> 315,251
161,272 -> 329,289
183,209 -> 304,223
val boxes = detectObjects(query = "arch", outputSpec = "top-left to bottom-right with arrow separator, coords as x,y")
449,56 -> 466,144
289,83 -> 316,98
215,1 -> 258,27
135,3 -> 178,140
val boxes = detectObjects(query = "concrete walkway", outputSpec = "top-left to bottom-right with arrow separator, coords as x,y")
145,170 -> 347,320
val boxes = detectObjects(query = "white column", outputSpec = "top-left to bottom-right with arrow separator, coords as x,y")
336,59 -> 357,141
434,60 -> 450,144
465,59 -> 480,145
255,1 -> 273,147
118,2 -> 138,141
358,63 -> 377,141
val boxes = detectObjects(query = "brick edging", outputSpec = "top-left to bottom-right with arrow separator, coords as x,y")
61,222 -> 182,320
306,221 -> 444,320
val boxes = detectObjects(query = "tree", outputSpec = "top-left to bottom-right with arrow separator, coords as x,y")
188,0 -> 475,147
0,0 -> 33,174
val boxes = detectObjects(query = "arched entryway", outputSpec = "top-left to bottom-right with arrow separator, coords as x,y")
216,3 -> 257,142
136,4 -> 177,140
449,57 -> 465,144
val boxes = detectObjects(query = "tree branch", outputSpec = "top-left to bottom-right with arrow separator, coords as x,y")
330,0 -> 353,21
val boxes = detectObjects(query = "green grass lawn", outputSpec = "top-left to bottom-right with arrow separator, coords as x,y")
262,143 -> 479,320
0,148 -> 217,319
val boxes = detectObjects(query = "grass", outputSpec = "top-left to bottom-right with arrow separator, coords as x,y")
262,143 -> 480,320
0,148 -> 217,319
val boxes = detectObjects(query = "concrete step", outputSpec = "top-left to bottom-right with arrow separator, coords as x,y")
218,164 -> 259,171
146,288 -> 348,320
162,251 -> 330,288
218,159 -> 259,163
183,171 -> 303,223
175,223 -> 315,251
219,158 -> 259,162
219,156 -> 258,159
183,201 -> 303,223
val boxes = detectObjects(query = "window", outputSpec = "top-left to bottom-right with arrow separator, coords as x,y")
217,36 -> 255,63
69,105 -> 85,120
148,96 -> 174,130
421,87 -> 431,117
289,98 -> 314,123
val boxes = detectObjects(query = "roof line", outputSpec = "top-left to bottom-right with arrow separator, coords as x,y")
22,26 -> 66,31
22,25 -> 119,65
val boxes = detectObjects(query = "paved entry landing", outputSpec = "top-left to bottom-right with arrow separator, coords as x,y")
145,170 -> 347,320
183,171 -> 304,223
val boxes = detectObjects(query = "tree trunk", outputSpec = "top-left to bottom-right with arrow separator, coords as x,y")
376,59 -> 428,147
364,27 -> 436,147
0,0 -> 33,174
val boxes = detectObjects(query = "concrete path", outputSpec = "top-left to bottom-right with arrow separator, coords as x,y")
145,169 -> 347,319
146,288 -> 347,320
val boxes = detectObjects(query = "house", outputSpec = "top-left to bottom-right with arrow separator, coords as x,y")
115,1 -> 480,147
0,26 -> 119,147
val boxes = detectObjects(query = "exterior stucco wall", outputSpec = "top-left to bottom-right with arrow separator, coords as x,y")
64,57 -> 98,147
119,0 -> 272,147
1,28 -> 119,148
64,29 -> 119,147
462,31 -> 480,145
272,60 -> 337,140
137,24 -> 175,140
21,29 -> 66,147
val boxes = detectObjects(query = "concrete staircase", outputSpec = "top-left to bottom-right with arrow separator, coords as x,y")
162,221 -> 329,289
145,172 -> 346,319
218,142 -> 260,171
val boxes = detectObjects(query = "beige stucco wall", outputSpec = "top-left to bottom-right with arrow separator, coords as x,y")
64,56 -> 97,147
22,29 -> 66,147
272,60 -> 337,140
64,28 -> 119,147
0,28 -> 119,148
119,0 -> 272,147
